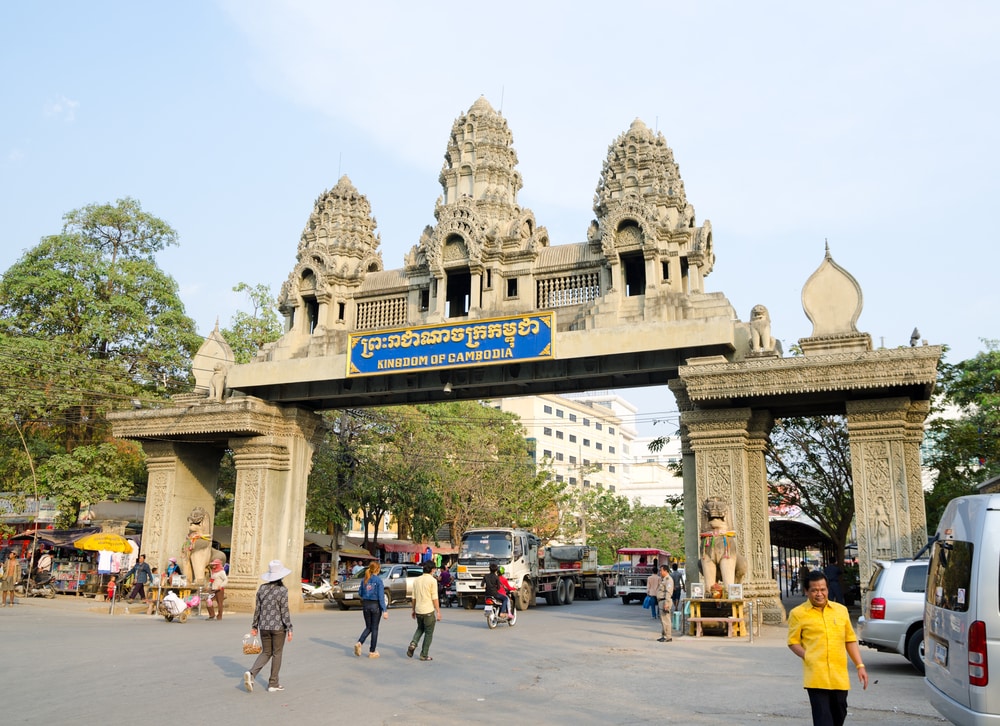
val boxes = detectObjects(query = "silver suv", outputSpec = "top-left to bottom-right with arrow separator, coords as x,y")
857,558 -> 928,674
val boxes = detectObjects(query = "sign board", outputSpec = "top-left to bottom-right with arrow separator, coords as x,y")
348,312 -> 554,377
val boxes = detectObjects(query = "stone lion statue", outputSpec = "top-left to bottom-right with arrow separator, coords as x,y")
180,506 -> 227,585
749,304 -> 776,353
699,496 -> 747,590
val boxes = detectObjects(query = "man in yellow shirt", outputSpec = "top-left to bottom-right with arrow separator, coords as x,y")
407,560 -> 442,661
788,570 -> 868,726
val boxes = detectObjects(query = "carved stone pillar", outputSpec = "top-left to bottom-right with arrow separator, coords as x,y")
226,407 -> 323,613
744,410 -> 784,622
846,397 -> 920,587
668,380 -> 698,593
682,407 -> 752,546
139,441 -> 222,574
904,400 -> 931,553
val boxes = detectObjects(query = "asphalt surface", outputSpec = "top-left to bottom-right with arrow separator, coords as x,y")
1,593 -> 947,725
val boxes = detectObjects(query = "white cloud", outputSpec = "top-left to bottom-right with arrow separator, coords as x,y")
43,96 -> 79,122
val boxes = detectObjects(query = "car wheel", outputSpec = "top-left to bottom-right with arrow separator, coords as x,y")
384,593 -> 390,611
337,601 -> 349,611
907,627 -> 926,675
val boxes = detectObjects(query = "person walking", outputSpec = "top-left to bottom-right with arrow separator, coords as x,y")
787,570 -> 868,726
244,560 -> 294,694
798,561 -> 811,594
406,560 -> 441,661
2,551 -> 19,606
669,563 -> 685,610
646,566 -> 662,620
206,558 -> 227,620
125,554 -> 153,602
655,564 -> 674,642
354,562 -> 388,658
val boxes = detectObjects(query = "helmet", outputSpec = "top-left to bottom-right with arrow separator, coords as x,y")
498,567 -> 505,575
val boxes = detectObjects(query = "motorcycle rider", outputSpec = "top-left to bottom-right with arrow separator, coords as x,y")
498,567 -> 517,618
483,562 -> 510,618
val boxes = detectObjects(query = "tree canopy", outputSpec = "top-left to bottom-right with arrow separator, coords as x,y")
766,415 -> 854,566
924,340 -> 1000,529
0,198 -> 200,525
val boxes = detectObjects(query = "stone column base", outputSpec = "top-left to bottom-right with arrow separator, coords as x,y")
220,576 -> 304,615
744,579 -> 786,624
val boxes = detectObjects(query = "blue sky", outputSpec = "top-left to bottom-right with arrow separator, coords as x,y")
2,2 -> 998,435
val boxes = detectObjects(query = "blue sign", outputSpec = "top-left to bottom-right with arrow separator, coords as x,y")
348,312 -> 554,377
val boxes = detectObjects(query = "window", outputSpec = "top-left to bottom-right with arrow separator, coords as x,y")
543,427 -> 552,436
569,456 -> 577,465
609,446 -> 615,454
583,418 -> 590,427
609,465 -> 616,473
555,452 -> 564,462
609,427 -> 615,435
583,459 -> 590,466
543,405 -> 553,414
609,485 -> 615,493
583,480 -> 591,488
419,288 -> 430,312
583,439 -> 590,447
621,250 -> 646,296
596,442 -> 603,450
506,277 -> 518,298
927,543 -> 970,612
596,422 -> 603,431
569,477 -> 577,486
543,449 -> 552,459
555,474 -> 563,482
569,434 -> 577,443
556,430 -> 564,440
556,409 -> 564,418
569,414 -> 577,422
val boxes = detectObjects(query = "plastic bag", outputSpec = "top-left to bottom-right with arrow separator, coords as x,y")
243,633 -> 262,655
642,595 -> 655,609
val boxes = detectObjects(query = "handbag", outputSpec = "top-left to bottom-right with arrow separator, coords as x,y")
242,633 -> 262,655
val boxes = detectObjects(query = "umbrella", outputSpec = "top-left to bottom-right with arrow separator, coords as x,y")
73,532 -> 132,553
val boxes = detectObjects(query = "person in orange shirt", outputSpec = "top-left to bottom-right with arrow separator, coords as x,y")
787,571 -> 868,726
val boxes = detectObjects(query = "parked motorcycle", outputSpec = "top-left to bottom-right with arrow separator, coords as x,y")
15,571 -> 56,599
484,595 -> 516,629
302,577 -> 332,601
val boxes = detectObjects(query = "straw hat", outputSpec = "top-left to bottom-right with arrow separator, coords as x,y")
261,560 -> 291,582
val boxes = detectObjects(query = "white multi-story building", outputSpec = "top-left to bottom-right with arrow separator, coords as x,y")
493,392 -> 681,505
628,436 -> 685,506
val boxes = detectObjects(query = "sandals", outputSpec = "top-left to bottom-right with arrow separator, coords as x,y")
420,656 -> 433,661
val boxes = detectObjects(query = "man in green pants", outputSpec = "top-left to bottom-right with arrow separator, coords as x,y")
407,560 -> 442,661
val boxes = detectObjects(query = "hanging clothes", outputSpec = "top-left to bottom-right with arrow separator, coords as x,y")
97,550 -> 113,574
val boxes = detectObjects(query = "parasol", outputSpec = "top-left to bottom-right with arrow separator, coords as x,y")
73,532 -> 133,553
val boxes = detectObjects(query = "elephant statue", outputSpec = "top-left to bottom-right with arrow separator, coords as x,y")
180,506 -> 227,585
699,496 -> 747,591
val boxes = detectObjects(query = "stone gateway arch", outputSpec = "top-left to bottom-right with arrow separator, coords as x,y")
110,98 -> 939,615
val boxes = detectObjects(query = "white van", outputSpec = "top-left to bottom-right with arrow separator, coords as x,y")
924,493 -> 1000,725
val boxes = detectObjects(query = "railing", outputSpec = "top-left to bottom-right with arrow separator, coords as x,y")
356,297 -> 407,330
536,272 -> 601,308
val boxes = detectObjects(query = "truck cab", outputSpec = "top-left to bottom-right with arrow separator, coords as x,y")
456,528 -> 538,610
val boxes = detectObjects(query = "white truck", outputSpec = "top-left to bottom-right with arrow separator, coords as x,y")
614,547 -> 672,605
455,527 -> 613,609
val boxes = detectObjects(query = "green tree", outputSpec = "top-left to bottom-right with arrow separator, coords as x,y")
561,488 -> 683,564
221,282 -> 283,363
766,415 -> 855,567
924,341 -> 1000,530
0,198 -> 200,523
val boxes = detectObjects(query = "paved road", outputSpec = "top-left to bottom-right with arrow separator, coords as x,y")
1,594 -> 946,725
